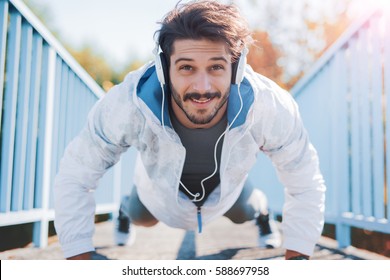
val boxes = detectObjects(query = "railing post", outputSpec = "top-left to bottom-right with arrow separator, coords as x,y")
24,33 -> 43,210
32,47 -> 56,248
329,48 -> 352,248
0,0 -> 8,128
336,220 -> 351,248
385,10 -> 390,221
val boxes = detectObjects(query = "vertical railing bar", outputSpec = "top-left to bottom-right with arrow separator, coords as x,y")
81,83 -> 88,125
47,56 -> 62,197
70,77 -> 77,138
350,35 -> 362,217
326,56 -> 338,218
24,33 -> 42,210
0,0 -> 9,130
385,11 -> 390,220
333,48 -> 351,247
32,46 -> 56,248
0,9 -> 21,213
12,21 -> 33,211
56,64 -> 68,172
370,15 -> 386,220
33,42 -> 49,209
73,78 -> 82,136
358,25 -> 373,218
65,71 -> 75,145
345,44 -> 353,215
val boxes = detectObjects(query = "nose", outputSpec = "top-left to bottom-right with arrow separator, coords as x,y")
192,72 -> 211,93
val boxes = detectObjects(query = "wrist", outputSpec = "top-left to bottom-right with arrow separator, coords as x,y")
285,249 -> 309,260
67,252 -> 92,260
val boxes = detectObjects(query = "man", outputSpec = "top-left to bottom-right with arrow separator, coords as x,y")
54,0 -> 325,260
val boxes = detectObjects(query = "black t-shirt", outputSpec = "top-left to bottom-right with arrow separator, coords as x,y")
170,109 -> 227,206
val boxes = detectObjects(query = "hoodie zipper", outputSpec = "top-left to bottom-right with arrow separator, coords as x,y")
197,206 -> 202,233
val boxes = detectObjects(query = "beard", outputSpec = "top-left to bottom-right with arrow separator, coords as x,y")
170,83 -> 230,125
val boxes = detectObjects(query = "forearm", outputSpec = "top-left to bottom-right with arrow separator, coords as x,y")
54,165 -> 97,258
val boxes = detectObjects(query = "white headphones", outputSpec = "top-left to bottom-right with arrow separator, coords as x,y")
232,46 -> 248,85
154,44 -> 248,86
153,44 -> 168,85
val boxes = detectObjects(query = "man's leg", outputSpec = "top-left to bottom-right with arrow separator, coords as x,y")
122,186 -> 158,227
223,180 -> 281,248
115,186 -> 158,246
223,180 -> 268,223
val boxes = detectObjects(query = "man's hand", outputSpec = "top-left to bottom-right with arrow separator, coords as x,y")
67,252 -> 92,260
285,250 -> 309,260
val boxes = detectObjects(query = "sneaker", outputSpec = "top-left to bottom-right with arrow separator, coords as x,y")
114,208 -> 136,246
256,213 -> 281,249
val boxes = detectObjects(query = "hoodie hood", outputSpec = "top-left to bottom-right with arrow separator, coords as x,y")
136,64 -> 254,129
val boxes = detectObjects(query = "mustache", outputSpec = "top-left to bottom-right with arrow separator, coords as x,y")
183,92 -> 222,102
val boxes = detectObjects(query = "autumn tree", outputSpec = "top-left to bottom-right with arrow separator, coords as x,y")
68,45 -> 115,91
236,0 -> 351,89
247,31 -> 284,87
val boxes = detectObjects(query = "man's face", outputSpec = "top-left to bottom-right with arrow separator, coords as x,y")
169,39 -> 232,129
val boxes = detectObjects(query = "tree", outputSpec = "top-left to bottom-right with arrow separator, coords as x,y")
247,31 -> 284,86
68,45 -> 116,91
235,0 -> 351,88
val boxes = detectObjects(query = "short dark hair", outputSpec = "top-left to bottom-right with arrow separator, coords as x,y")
156,0 -> 252,63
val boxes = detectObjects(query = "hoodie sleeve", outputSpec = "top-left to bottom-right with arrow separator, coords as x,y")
54,81 -> 142,258
259,85 -> 326,256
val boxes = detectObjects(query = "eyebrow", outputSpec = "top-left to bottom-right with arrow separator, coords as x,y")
174,56 -> 229,65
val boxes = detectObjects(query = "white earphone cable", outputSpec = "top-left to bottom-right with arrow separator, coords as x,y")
160,82 -> 244,202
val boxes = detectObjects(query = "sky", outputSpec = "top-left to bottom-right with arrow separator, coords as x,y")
27,0 -> 209,67
26,0 -> 386,71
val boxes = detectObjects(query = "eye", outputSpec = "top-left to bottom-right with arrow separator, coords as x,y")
179,65 -> 193,71
210,64 -> 225,71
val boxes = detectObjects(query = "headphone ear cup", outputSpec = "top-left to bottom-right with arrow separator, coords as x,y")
232,47 -> 248,84
159,52 -> 169,85
231,60 -> 238,85
155,50 -> 168,85
155,53 -> 165,85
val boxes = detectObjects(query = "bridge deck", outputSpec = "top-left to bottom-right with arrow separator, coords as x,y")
0,217 -> 388,260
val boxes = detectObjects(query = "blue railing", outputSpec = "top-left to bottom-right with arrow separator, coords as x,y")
0,0 -> 134,247
252,7 -> 390,247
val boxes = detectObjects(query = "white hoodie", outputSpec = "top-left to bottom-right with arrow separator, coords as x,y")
54,62 -> 325,258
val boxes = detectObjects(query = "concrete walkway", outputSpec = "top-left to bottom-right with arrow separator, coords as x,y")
0,217 -> 388,260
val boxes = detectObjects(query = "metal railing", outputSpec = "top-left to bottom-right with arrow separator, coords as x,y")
252,7 -> 390,247
0,0 -> 132,248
